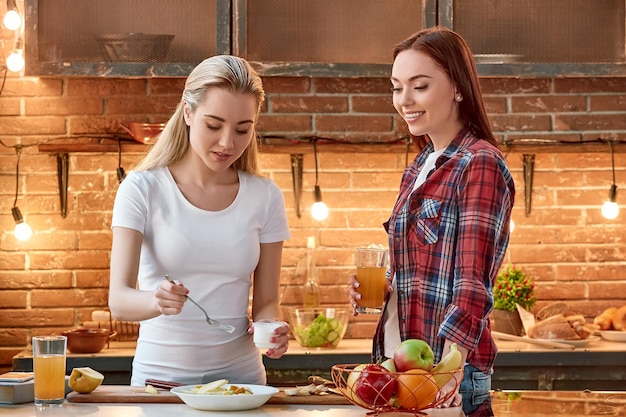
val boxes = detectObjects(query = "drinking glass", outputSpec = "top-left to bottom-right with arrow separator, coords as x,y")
355,247 -> 389,314
32,335 -> 67,407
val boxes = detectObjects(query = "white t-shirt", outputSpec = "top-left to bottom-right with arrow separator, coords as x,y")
383,149 -> 444,358
111,167 -> 291,386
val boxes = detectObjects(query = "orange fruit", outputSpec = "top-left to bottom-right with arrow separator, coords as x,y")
395,369 -> 439,410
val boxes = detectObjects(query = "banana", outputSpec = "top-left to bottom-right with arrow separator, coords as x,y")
431,343 -> 463,388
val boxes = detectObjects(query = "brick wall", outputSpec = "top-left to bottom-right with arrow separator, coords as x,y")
0,74 -> 625,372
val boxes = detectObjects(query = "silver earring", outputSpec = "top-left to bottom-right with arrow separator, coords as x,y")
455,94 -> 462,102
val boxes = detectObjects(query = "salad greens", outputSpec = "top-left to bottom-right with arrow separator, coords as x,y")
293,312 -> 345,348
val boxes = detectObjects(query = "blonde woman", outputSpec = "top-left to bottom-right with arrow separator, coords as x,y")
109,55 -> 290,386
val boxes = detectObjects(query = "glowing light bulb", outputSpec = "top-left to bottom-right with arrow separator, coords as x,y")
311,185 -> 329,221
602,185 -> 619,220
6,50 -> 24,72
14,221 -> 32,241
3,9 -> 21,31
311,201 -> 329,221
510,218 -> 515,233
602,201 -> 619,220
12,207 -> 32,241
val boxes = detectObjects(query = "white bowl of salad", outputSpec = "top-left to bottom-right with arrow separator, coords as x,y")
289,307 -> 350,348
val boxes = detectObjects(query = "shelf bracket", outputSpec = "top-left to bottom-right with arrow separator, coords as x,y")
57,153 -> 69,218
523,154 -> 535,217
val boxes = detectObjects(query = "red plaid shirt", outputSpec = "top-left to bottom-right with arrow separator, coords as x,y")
373,129 -> 515,374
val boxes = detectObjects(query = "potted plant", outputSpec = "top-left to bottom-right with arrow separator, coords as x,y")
492,264 -> 536,335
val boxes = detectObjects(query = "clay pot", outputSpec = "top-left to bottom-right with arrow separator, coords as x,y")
62,328 -> 117,354
119,122 -> 165,144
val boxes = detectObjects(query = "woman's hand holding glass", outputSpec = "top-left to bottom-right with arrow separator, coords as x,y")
349,273 -> 393,316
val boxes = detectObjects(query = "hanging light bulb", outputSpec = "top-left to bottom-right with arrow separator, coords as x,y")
602,185 -> 619,220
310,140 -> 329,221
11,146 -> 32,241
3,0 -> 22,31
311,185 -> 329,221
12,206 -> 32,241
6,36 -> 24,72
601,141 -> 619,220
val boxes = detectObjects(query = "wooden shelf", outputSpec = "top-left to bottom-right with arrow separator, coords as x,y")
37,138 -> 626,155
37,139 -> 417,154
501,142 -> 626,154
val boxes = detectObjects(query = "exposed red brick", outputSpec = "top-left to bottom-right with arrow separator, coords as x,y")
315,115 -> 393,133
511,95 -> 587,113
262,77 -> 311,94
1,73 -> 626,371
270,96 -> 348,113
314,78 -> 390,94
554,77 -> 626,93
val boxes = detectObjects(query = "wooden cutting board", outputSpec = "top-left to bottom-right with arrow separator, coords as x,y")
67,386 -> 181,403
66,385 -> 351,405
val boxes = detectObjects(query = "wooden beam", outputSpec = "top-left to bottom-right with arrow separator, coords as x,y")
37,139 -> 626,155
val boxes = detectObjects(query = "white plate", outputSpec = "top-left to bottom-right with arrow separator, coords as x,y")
171,384 -> 278,411
598,331 -> 626,342
533,336 -> 601,347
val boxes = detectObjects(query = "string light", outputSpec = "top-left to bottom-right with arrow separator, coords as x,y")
310,140 -> 329,221
6,36 -> 24,72
3,0 -> 21,31
601,141 -> 619,220
12,146 -> 32,241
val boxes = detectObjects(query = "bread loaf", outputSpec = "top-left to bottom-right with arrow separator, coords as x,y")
528,314 -> 580,340
611,305 -> 626,331
593,307 -> 617,330
535,302 -> 569,321
593,305 -> 626,331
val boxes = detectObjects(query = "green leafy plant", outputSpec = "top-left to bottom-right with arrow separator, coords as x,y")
494,264 -> 536,312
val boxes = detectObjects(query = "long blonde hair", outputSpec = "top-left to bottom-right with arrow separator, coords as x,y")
133,55 -> 265,175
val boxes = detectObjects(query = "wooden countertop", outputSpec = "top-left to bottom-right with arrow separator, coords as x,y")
3,390 -> 626,417
13,338 -> 626,390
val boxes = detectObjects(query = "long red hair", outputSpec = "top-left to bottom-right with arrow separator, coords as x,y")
393,26 -> 498,150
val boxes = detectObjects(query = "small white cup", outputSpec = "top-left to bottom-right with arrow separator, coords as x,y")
253,321 -> 285,349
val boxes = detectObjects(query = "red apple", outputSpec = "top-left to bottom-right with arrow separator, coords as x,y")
393,339 -> 435,372
354,364 -> 396,406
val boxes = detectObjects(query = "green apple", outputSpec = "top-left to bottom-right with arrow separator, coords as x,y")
380,358 -> 396,373
68,367 -> 104,393
393,339 -> 435,372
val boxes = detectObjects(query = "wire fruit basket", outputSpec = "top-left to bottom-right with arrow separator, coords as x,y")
331,363 -> 463,416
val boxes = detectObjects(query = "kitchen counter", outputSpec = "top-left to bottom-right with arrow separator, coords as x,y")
2,390 -> 626,417
13,338 -> 626,390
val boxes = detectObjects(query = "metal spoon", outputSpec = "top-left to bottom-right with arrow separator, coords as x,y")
164,275 -> 235,333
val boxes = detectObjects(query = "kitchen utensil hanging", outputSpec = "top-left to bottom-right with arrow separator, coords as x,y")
523,154 -> 535,216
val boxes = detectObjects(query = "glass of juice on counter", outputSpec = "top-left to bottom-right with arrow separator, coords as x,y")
32,335 -> 67,407
355,247 -> 389,314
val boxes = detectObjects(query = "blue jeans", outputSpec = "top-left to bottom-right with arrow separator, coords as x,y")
459,364 -> 491,415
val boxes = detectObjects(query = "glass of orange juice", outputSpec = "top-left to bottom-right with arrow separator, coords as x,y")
32,335 -> 67,407
355,247 -> 389,314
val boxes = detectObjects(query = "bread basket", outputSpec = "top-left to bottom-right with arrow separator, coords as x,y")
331,363 -> 463,415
